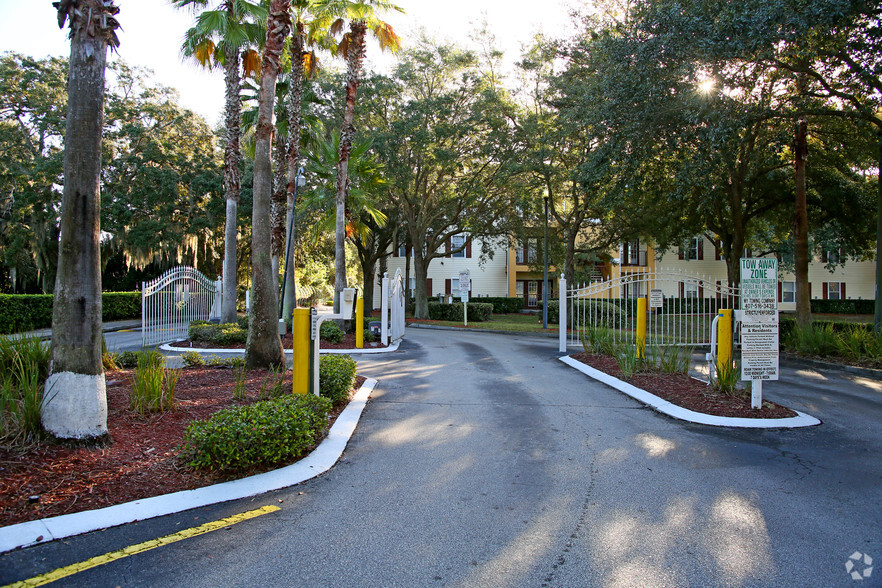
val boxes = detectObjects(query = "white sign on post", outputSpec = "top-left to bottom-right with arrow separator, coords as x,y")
459,270 -> 470,293
740,257 -> 779,409
649,288 -> 664,309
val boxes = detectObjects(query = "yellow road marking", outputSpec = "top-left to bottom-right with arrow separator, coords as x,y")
4,505 -> 280,587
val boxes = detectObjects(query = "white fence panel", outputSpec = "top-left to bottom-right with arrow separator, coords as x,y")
142,266 -> 221,347
561,267 -> 740,350
389,269 -> 406,343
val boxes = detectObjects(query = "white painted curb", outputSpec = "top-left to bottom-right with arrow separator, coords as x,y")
160,342 -> 400,355
559,356 -> 821,429
0,378 -> 378,554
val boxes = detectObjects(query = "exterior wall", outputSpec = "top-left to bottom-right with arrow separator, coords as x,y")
371,237 -> 509,309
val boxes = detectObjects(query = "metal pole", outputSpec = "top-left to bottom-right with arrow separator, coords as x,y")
543,195 -> 549,329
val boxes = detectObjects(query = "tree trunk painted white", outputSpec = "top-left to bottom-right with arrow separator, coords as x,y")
43,0 -> 119,439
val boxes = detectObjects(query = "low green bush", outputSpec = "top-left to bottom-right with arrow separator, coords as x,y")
187,321 -> 247,345
426,302 -> 492,322
116,351 -> 140,368
237,315 -> 248,330
810,299 -> 874,314
319,354 -> 358,404
363,329 -> 376,343
546,300 -> 624,329
477,297 -> 524,314
320,321 -> 345,344
0,335 -> 50,446
181,350 -> 205,367
179,393 -> 332,472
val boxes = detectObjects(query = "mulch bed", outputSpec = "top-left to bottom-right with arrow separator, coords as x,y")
0,369 -> 365,528
176,332 -> 386,350
570,353 -> 797,419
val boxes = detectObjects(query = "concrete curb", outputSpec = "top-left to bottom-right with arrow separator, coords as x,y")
160,341 -> 400,355
0,378 -> 378,554
559,356 -> 821,429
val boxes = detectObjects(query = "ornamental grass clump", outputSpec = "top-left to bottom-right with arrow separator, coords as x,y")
0,336 -> 49,446
179,394 -> 332,472
129,350 -> 177,414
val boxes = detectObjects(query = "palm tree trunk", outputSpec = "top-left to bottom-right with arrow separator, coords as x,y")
42,0 -> 119,439
334,21 -> 367,312
271,115 -> 287,301
794,117 -> 811,328
221,44 -> 241,324
281,21 -> 305,320
245,0 -> 289,369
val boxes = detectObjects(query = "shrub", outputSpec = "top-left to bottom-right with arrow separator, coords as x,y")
179,394 -> 332,472
181,350 -> 205,367
548,300 -> 624,329
237,315 -> 249,330
478,297 -> 524,314
101,292 -> 141,320
320,321 -> 345,344
0,292 -> 141,334
187,321 -> 246,345
426,302 -> 492,322
810,299 -> 874,314
363,329 -> 376,343
319,354 -> 358,404
116,351 -> 140,368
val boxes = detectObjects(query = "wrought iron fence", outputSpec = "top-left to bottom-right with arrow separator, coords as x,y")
142,266 -> 221,347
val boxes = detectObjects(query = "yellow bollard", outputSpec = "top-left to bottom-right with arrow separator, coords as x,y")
636,297 -> 647,359
717,308 -> 733,375
356,298 -> 364,349
291,308 -> 310,394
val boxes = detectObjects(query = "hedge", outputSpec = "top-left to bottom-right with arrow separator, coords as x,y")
427,302 -> 493,322
544,299 -> 625,328
474,297 -> 524,314
0,292 -> 141,334
810,299 -> 874,314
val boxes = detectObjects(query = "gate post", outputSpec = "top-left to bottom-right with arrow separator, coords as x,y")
356,297 -> 364,349
717,308 -> 733,375
559,274 -> 567,353
381,272 -> 389,346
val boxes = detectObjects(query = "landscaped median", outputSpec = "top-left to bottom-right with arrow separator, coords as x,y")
0,344 -> 376,554
559,353 -> 820,429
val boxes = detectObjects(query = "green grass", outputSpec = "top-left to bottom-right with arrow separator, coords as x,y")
409,312 -> 558,333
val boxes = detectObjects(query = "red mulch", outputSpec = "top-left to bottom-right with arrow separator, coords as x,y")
177,332 -> 386,350
570,353 -> 797,419
0,369 -> 366,528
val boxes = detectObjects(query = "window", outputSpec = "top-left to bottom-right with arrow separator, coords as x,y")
450,235 -> 467,258
527,281 -> 538,308
684,237 -> 701,260
684,282 -> 699,298
622,240 -> 646,266
623,280 -> 644,299
516,238 -> 538,264
409,277 -> 415,296
827,282 -> 842,300
451,278 -> 460,293
827,249 -> 841,264
782,281 -> 795,303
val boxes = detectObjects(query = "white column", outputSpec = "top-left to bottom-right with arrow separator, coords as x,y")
381,273 -> 389,346
559,274 -> 567,353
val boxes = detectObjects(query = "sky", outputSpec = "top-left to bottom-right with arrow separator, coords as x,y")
0,0 -> 583,127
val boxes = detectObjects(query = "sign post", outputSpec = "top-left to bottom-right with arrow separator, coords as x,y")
459,269 -> 470,327
740,258 -> 779,409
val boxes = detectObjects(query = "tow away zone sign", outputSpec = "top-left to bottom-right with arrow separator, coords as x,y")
740,258 -> 779,382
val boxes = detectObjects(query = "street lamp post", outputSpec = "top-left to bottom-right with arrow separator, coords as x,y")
543,195 -> 549,330
280,167 -> 305,321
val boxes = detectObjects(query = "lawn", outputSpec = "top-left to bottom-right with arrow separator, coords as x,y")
407,312 -> 558,333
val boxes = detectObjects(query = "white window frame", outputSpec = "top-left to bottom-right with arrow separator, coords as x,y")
684,282 -> 699,298
782,281 -> 795,303
685,237 -> 701,261
450,234 -> 467,258
828,281 -> 842,300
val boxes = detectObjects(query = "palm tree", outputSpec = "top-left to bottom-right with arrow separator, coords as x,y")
42,0 -> 120,439
246,0 -> 291,369
314,0 -> 401,311
175,0 -> 266,324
